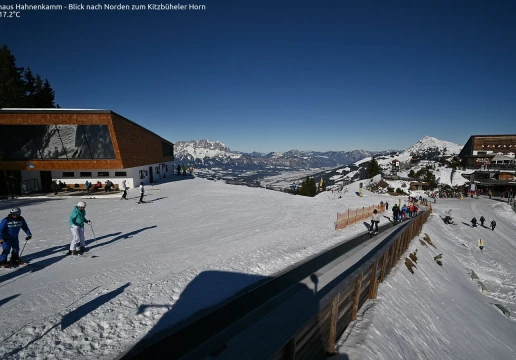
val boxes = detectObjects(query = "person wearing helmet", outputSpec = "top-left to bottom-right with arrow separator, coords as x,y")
68,201 -> 90,255
370,209 -> 380,233
0,207 -> 32,267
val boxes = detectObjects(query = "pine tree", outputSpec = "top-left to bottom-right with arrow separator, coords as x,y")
0,44 -> 26,107
24,67 -> 37,106
367,157 -> 382,178
309,177 -> 317,197
40,79 -> 56,107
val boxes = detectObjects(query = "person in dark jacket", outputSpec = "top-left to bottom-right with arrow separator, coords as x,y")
392,204 -> 400,223
471,217 -> 477,227
0,207 -> 32,267
491,220 -> 496,231
479,216 -> 485,227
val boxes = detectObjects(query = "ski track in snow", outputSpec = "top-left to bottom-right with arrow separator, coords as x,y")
1,179 -> 516,360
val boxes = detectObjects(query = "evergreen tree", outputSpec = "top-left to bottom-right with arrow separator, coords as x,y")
24,67 -> 37,106
366,157 -> 381,178
0,44 -> 26,107
298,176 -> 318,197
40,78 -> 56,107
309,177 -> 317,197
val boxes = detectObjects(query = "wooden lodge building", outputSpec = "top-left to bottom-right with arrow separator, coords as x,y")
458,135 -> 516,195
0,109 -> 175,196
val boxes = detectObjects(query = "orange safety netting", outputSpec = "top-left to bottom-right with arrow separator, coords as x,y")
335,203 -> 385,230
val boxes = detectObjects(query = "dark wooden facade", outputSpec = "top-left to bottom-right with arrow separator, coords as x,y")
0,109 -> 174,171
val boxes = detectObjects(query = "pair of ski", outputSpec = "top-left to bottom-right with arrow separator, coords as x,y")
369,231 -> 379,237
67,249 -> 99,258
0,261 -> 43,270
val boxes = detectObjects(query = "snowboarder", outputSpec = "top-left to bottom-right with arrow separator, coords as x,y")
471,217 -> 477,227
121,180 -> 128,200
0,207 -> 32,267
138,182 -> 145,204
479,216 -> 485,227
491,220 -> 496,231
370,209 -> 380,233
68,201 -> 90,255
478,239 -> 484,254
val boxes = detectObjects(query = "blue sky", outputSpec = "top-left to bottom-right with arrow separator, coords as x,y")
2,0 -> 516,153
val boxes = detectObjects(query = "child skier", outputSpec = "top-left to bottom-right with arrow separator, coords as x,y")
0,207 -> 32,267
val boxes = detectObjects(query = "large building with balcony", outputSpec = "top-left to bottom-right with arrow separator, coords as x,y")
0,109 -> 175,196
458,135 -> 516,196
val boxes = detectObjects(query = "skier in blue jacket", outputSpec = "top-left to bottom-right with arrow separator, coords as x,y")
0,207 -> 32,267
68,201 -> 90,255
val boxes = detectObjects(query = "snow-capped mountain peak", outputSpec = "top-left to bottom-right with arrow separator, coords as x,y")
405,136 -> 463,157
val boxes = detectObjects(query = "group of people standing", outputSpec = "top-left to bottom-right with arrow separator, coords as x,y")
390,203 -> 419,223
471,216 -> 496,230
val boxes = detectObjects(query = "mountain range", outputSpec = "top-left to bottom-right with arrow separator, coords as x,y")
174,140 -> 395,170
172,137 -> 464,190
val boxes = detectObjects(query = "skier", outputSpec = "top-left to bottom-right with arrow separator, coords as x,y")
385,201 -> 389,211
176,165 -> 181,176
471,217 -> 477,227
0,208 -> 32,267
120,180 -> 128,200
479,216 -> 485,227
478,239 -> 485,254
68,201 -> 90,255
491,220 -> 496,231
392,203 -> 400,223
401,204 -> 408,220
370,209 -> 380,234
442,209 -> 452,224
138,182 -> 145,204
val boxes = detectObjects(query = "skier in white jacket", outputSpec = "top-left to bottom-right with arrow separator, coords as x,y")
370,209 -> 380,233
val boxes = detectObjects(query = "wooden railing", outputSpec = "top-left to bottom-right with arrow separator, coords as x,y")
271,210 -> 430,360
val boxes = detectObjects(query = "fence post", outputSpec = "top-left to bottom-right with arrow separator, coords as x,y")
380,251 -> 388,282
327,294 -> 340,354
369,260 -> 379,299
351,274 -> 362,321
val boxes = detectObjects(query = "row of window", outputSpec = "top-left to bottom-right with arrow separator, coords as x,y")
62,171 -> 127,178
481,144 -> 515,148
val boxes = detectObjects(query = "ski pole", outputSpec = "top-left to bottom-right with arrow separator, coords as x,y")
19,236 -> 31,257
89,222 -> 99,247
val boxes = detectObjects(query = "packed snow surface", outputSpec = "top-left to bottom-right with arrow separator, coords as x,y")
0,177 -> 515,360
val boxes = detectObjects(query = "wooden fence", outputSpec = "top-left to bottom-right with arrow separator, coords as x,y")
272,210 -> 430,360
335,203 -> 386,230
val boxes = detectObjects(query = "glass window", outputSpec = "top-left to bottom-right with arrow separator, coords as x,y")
0,124 -> 116,160
114,172 -> 127,176
63,172 -> 75,177
81,125 -> 116,159
80,172 -> 92,177
98,171 -> 109,177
